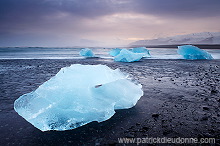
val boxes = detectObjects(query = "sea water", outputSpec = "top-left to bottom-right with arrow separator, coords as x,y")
0,47 -> 219,59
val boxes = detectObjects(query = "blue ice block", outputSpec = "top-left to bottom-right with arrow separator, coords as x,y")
177,45 -> 213,60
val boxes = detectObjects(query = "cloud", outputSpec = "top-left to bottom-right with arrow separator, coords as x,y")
2,0 -> 219,24
135,0 -> 220,18
0,0 -> 220,46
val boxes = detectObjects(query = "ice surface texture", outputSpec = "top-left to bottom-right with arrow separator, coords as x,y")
79,48 -> 95,57
114,49 -> 145,62
109,48 -> 122,57
130,47 -> 151,57
177,45 -> 213,60
14,64 -> 143,131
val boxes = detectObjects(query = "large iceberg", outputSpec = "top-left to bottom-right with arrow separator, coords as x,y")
14,64 -> 143,131
109,48 -> 122,57
130,47 -> 151,57
177,45 -> 213,60
114,49 -> 145,62
79,48 -> 95,57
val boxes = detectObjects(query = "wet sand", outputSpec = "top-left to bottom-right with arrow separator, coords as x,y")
0,59 -> 220,145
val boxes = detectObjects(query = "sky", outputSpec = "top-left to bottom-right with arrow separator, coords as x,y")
0,0 -> 220,47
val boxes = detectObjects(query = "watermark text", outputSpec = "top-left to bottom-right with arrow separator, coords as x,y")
118,137 -> 215,145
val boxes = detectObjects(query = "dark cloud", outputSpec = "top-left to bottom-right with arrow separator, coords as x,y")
0,0 -> 115,34
1,0 -> 220,26
136,0 -> 220,18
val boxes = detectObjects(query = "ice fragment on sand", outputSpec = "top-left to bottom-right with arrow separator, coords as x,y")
130,47 -> 151,57
79,48 -> 95,57
177,45 -> 213,60
14,64 -> 143,131
114,49 -> 145,62
109,48 -> 122,57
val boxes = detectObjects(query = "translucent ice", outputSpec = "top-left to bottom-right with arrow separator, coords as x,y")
177,45 -> 213,60
114,49 -> 145,62
130,47 -> 151,57
79,48 -> 95,57
14,64 -> 143,131
109,48 -> 122,57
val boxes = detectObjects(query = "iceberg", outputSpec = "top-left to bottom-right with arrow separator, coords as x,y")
177,45 -> 213,60
14,64 -> 143,131
130,47 -> 151,57
79,48 -> 95,57
109,48 -> 122,57
114,49 -> 145,62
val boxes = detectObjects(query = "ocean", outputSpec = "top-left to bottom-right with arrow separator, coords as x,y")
0,47 -> 220,59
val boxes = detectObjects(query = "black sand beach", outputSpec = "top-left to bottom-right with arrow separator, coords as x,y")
0,59 -> 220,145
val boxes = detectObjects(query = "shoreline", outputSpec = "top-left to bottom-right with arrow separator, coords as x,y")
0,59 -> 220,145
1,44 -> 220,49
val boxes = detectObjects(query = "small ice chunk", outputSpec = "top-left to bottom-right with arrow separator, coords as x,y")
130,47 -> 151,57
177,45 -> 213,60
109,48 -> 122,57
114,49 -> 145,62
79,48 -> 95,57
14,64 -> 143,131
